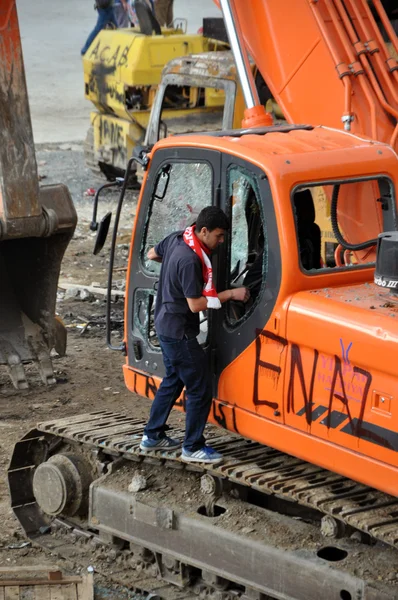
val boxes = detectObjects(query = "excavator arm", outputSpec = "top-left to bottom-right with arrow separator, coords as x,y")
0,1 -> 77,389
214,0 -> 398,266
216,0 -> 398,146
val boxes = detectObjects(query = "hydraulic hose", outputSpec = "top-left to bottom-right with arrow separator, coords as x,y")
331,185 -> 378,251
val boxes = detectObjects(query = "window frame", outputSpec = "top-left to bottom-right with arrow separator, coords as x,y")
223,163 -> 269,330
139,157 -> 215,278
292,175 -> 397,276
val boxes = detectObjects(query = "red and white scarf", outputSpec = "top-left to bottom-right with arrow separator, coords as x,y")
183,225 -> 221,309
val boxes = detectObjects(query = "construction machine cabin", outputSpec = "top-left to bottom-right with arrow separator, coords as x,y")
124,124 -> 398,496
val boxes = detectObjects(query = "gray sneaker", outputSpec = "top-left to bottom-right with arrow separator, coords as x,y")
181,445 -> 223,464
140,434 -> 181,452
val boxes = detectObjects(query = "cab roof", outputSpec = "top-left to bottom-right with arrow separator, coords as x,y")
153,124 -> 397,184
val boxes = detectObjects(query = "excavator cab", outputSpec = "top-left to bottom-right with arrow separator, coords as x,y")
0,2 -> 77,389
122,123 -> 398,493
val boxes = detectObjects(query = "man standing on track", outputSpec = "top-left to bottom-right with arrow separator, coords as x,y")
140,206 -> 250,465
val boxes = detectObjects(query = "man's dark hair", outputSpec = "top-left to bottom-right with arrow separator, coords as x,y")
196,206 -> 229,232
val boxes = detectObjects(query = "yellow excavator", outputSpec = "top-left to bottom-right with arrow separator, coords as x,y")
82,6 -> 229,180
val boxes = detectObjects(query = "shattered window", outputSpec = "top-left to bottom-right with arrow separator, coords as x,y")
142,161 -> 213,275
230,175 -> 250,271
226,165 -> 267,326
158,85 -> 225,138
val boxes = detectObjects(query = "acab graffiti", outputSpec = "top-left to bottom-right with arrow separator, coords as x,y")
89,41 -> 131,69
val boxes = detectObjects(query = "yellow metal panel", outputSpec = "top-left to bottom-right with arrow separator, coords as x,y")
232,86 -> 246,129
92,112 -> 145,171
312,186 -> 337,263
204,87 -> 226,108
83,30 -> 211,120
83,30 -> 208,87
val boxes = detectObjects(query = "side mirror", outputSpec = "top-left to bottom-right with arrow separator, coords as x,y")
93,212 -> 112,255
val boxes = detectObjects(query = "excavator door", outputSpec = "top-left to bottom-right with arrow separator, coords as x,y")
126,143 -> 284,424
126,147 -> 221,386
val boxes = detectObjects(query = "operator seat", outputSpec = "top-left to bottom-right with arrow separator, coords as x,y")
293,190 -> 321,270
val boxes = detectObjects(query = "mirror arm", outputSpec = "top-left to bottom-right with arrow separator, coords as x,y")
90,179 -> 123,232
106,157 -> 136,352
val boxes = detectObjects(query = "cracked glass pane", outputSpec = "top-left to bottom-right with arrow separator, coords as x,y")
143,162 -> 213,274
226,165 -> 267,327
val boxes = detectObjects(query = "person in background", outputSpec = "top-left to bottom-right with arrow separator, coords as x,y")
154,0 -> 173,27
114,0 -> 130,27
81,0 -> 118,56
127,0 -> 155,27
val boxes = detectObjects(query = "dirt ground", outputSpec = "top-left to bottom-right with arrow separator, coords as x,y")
0,144 -> 152,594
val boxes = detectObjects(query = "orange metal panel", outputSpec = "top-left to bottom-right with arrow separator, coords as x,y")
0,0 -> 40,222
123,365 -> 398,497
215,0 -> 398,146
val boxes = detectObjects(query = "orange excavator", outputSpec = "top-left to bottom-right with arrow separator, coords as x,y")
8,2 -> 398,599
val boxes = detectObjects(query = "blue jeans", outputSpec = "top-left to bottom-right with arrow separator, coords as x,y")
144,335 -> 212,452
81,8 -> 118,55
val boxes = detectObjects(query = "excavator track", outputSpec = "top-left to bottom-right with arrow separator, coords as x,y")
9,410 -> 398,599
34,410 -> 398,549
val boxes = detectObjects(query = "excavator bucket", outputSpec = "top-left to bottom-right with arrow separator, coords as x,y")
0,1 -> 77,389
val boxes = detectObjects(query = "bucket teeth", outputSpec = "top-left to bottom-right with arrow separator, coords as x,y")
28,340 -> 56,386
37,354 -> 56,387
7,353 -> 28,390
0,338 -> 55,389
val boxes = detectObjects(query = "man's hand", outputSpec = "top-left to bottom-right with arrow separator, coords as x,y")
187,287 -> 250,313
230,287 -> 250,303
147,247 -> 162,263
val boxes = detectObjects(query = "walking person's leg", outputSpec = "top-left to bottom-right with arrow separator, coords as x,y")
106,6 -> 119,28
81,9 -> 108,55
141,335 -> 184,450
154,0 -> 169,26
114,4 -> 129,27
